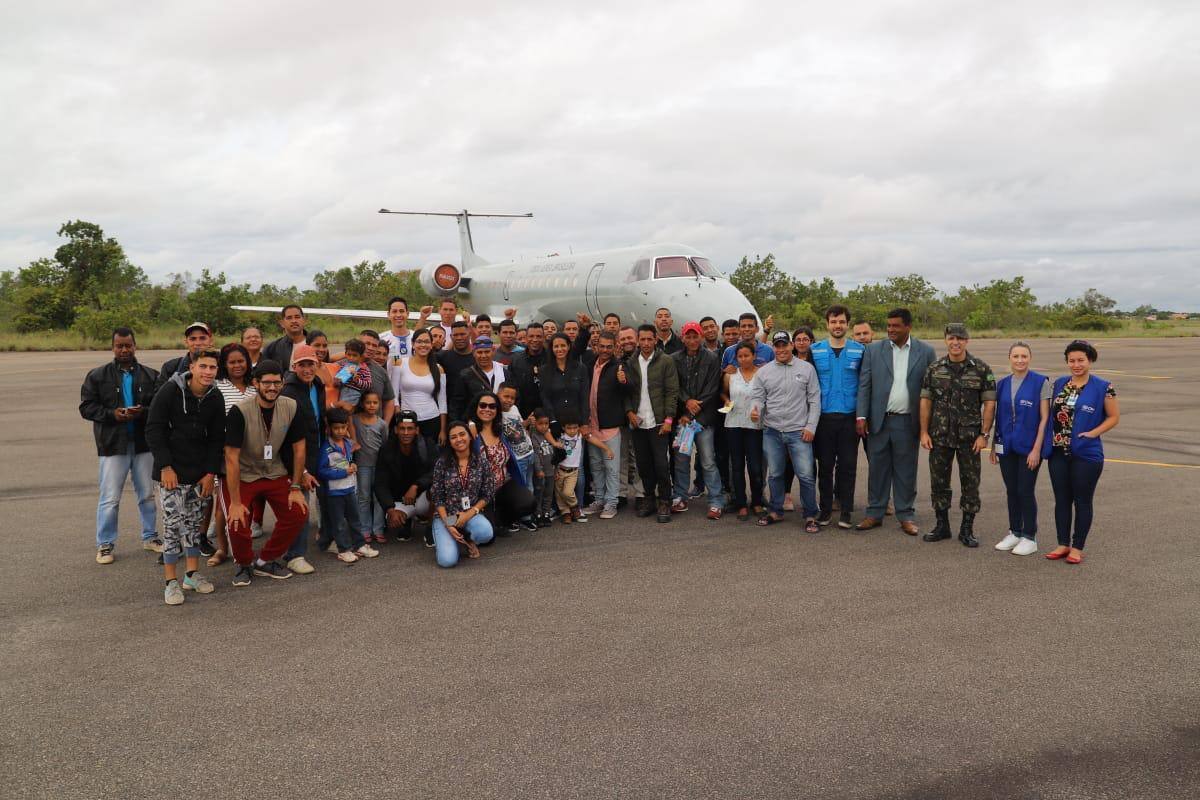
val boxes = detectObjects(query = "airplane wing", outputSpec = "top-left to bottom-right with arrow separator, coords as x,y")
231,305 -> 411,320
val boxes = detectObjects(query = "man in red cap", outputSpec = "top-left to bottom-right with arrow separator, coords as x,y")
279,343 -> 325,574
670,322 -> 724,518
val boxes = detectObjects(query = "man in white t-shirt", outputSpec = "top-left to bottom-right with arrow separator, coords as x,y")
379,296 -> 413,402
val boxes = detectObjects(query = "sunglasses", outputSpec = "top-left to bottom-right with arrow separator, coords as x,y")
477,402 -> 498,409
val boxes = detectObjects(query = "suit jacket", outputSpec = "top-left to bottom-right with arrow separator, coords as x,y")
855,337 -> 936,437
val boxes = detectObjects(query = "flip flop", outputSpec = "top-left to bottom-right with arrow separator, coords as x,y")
737,508 -> 749,521
449,526 -> 480,559
206,550 -> 226,568
804,518 -> 820,534
757,513 -> 784,527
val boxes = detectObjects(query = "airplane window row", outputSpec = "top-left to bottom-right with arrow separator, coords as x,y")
505,274 -> 581,291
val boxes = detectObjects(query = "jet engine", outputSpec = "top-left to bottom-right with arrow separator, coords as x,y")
419,261 -> 461,297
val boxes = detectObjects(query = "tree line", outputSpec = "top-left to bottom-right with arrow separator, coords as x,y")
1,220 -> 1132,340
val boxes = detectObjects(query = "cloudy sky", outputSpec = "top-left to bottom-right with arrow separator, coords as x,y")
3,0 -> 1197,308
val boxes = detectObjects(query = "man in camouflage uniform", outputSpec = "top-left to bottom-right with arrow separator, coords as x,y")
918,323 -> 996,547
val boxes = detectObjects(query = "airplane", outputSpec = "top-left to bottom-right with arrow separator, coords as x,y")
234,209 -> 760,328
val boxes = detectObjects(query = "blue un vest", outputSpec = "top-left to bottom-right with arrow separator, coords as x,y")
1042,375 -> 1110,463
810,340 -> 864,415
995,371 -> 1045,456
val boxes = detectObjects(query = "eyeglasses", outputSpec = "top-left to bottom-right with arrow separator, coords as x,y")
477,402 -> 498,409
257,380 -> 283,387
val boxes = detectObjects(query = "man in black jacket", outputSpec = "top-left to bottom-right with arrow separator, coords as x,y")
155,321 -> 213,390
580,331 -> 635,519
144,348 -> 224,604
509,323 -> 550,413
261,304 -> 308,372
437,320 -> 475,421
80,327 -> 161,564
670,322 -> 725,519
374,411 -> 437,544
278,343 -> 324,574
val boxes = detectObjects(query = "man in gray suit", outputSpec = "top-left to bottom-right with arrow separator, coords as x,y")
854,308 -> 937,534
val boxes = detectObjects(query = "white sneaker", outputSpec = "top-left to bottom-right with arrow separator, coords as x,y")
164,580 -> 184,606
251,522 -> 264,539
286,556 -> 315,574
354,544 -> 379,559
1012,538 -> 1038,556
995,532 -> 1021,551
336,550 -> 359,564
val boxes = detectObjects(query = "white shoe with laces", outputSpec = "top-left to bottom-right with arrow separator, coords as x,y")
995,532 -> 1021,551
1012,538 -> 1038,556
336,550 -> 359,564
354,544 -> 380,559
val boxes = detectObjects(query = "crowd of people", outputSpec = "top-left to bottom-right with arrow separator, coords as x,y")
79,297 -> 1120,604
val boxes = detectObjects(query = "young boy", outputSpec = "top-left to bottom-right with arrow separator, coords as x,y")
497,382 -> 538,531
333,339 -> 373,413
528,409 -> 557,528
316,408 -> 379,563
144,348 -> 225,605
549,412 -> 614,524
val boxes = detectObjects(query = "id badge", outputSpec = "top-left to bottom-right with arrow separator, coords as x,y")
263,444 -> 273,460
994,442 -> 1004,455
461,495 -> 471,511
1066,394 -> 1078,410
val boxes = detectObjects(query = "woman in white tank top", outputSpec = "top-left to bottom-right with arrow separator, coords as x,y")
722,341 -> 765,520
398,328 -> 447,444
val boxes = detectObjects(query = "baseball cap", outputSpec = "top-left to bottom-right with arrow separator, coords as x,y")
944,323 -> 970,338
396,410 -> 420,424
772,331 -> 792,345
290,344 -> 319,365
473,336 -> 494,349
680,322 -> 703,337
184,321 -> 211,336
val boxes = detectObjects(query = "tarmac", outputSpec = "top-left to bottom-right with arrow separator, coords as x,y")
1,337 -> 1197,799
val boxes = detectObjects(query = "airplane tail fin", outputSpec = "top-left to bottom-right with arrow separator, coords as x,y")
378,208 -> 532,273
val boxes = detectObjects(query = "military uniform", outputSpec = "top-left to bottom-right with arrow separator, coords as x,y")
920,353 -> 996,513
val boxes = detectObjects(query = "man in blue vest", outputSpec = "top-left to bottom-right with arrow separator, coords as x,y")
811,305 -> 866,529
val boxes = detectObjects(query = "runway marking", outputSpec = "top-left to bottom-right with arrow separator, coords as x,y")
1106,457 -> 1200,470
0,366 -> 85,376
1092,369 -> 1173,380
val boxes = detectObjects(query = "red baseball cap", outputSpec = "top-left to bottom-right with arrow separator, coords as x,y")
680,322 -> 703,337
290,344 -> 319,365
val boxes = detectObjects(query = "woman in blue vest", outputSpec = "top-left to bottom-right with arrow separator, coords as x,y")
989,342 -> 1050,556
1041,340 -> 1120,564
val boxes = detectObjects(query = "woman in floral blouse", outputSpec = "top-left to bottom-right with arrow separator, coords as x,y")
1042,340 -> 1120,564
429,421 -> 496,568
467,390 -> 535,535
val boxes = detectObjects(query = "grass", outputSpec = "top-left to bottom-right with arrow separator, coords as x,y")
0,318 -> 1196,352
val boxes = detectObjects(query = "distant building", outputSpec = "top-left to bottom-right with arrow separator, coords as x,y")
1170,312 -> 1189,320
1145,314 -> 1158,321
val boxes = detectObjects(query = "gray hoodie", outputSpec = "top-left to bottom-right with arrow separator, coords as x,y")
748,357 -> 822,433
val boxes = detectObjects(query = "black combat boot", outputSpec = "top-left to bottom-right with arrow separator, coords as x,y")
922,509 -> 952,542
958,513 -> 979,547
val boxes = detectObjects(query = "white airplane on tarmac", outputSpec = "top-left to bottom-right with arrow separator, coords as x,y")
233,210 -> 760,326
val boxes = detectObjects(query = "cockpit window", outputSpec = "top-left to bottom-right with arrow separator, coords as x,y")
690,256 -> 719,278
627,258 -> 652,284
654,256 -> 693,279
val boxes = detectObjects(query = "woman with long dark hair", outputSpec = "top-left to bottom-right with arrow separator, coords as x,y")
467,390 -> 535,534
396,327 -> 447,445
428,421 -> 496,567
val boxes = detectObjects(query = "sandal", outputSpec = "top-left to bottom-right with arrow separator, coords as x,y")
804,518 -> 820,534
206,550 -> 226,568
737,508 -> 749,522
757,513 -> 784,527
448,526 -> 481,559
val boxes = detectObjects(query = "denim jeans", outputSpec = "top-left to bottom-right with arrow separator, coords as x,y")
764,428 -> 817,517
997,450 -> 1040,539
588,430 -> 622,508
672,426 -> 723,509
432,514 -> 494,568
318,490 -> 365,553
95,444 -> 157,548
356,465 -> 384,535
1048,452 -> 1103,549
285,488 -> 314,561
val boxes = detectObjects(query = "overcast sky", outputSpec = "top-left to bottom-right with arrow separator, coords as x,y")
3,1 -> 1197,309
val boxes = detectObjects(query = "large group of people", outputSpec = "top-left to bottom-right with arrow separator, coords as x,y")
79,298 -> 1121,604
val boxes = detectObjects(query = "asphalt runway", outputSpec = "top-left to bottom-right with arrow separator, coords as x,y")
2,338 -> 1198,799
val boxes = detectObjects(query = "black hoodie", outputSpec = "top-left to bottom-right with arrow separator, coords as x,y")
280,371 -> 325,476
144,371 -> 226,483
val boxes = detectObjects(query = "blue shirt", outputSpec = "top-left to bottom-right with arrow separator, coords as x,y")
120,368 -> 135,438
721,340 -> 775,369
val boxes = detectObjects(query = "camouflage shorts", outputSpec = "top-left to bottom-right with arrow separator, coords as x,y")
158,484 -> 206,563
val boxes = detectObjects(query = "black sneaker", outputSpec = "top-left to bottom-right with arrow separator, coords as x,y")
232,566 -> 253,587
817,512 -> 833,527
838,511 -> 853,529
198,537 -> 216,557
422,529 -> 434,548
519,518 -> 538,532
507,521 -> 521,534
252,561 -> 292,580
395,522 -> 412,543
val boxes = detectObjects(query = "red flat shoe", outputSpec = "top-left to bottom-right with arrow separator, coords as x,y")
1045,549 -> 1070,560
1066,551 -> 1084,564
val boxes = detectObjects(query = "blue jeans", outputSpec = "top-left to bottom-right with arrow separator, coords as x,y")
997,450 -> 1040,539
588,430 -> 622,508
673,426 -> 723,509
95,444 -> 157,548
356,465 -> 384,535
764,428 -> 817,517
1048,452 -> 1103,549
318,490 -> 365,553
432,514 -> 494,568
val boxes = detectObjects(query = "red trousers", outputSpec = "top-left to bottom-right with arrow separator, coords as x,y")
220,476 -> 307,566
